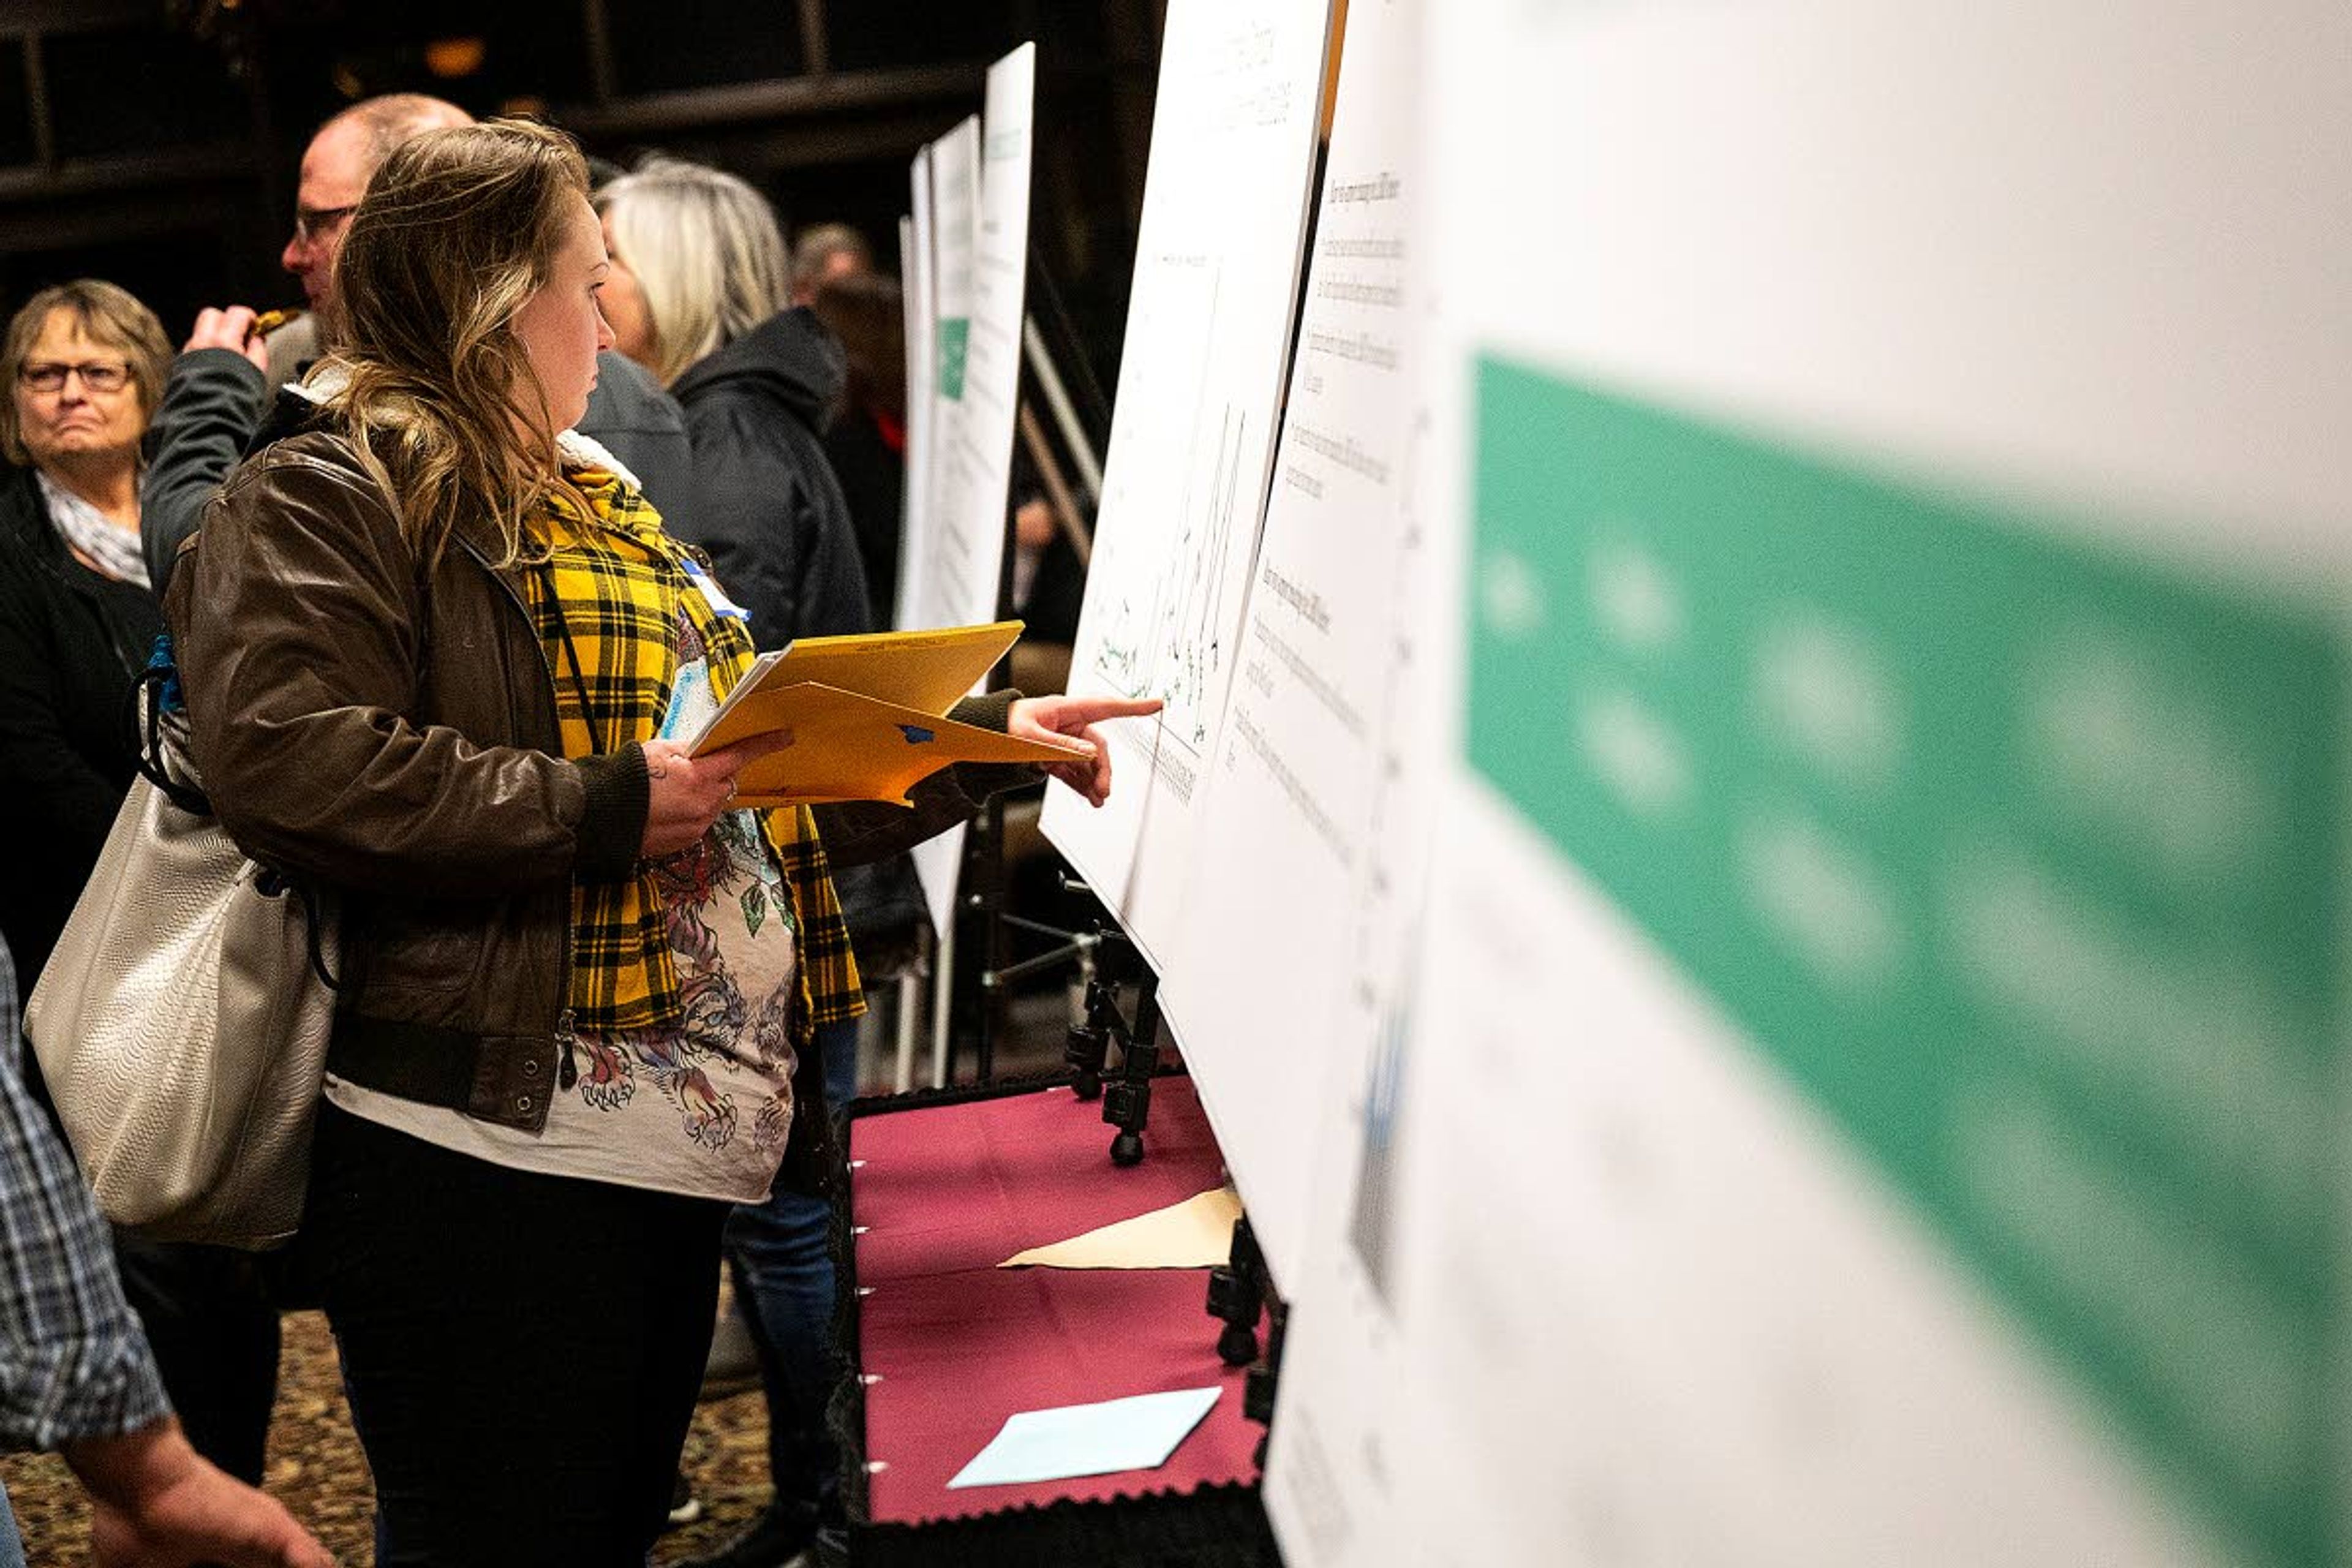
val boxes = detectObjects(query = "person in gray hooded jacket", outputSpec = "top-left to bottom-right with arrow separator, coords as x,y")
597,157 -> 872,652
596,154 -> 899,1568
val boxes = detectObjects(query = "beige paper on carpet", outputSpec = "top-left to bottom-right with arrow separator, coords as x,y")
998,1186 -> 1242,1270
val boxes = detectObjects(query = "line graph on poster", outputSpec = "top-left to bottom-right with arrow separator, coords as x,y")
1085,258 -> 1260,774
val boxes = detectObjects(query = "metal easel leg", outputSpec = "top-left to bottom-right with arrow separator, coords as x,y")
928,917 -> 956,1090
892,965 -> 922,1095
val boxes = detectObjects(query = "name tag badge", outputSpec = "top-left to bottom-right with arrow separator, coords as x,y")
680,555 -> 751,623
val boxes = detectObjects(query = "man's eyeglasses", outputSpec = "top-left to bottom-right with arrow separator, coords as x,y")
292,203 -> 359,244
17,361 -> 132,394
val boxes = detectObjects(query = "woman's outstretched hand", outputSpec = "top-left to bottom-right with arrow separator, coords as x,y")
1008,695 -> 1164,807
639,733 -> 792,859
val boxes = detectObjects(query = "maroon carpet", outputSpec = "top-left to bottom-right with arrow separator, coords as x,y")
850,1079 -> 1261,1525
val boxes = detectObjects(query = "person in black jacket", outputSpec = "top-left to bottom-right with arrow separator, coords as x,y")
597,154 -> 895,1568
0,279 -> 290,1501
597,157 -> 874,650
0,281 -> 172,1017
669,310 -> 873,643
598,160 -> 930,989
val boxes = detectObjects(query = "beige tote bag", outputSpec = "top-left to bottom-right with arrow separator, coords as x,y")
26,699 -> 336,1250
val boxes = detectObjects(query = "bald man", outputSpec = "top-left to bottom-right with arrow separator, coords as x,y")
141,94 -> 692,590
279,93 -> 473,347
138,94 -> 473,588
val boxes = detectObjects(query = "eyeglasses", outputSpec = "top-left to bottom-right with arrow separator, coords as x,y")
17,361 -> 132,394
292,203 -> 359,244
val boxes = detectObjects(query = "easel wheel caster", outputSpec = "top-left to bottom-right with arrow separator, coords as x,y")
1071,1071 -> 1102,1101
1217,1322 -> 1259,1367
1110,1129 -> 1145,1166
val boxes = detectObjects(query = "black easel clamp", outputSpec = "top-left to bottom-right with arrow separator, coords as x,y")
1104,968 -> 1163,1166
1064,971 -> 1117,1100
1245,1298 -> 1286,1471
1203,1212 -> 1286,1470
1205,1215 -> 1266,1366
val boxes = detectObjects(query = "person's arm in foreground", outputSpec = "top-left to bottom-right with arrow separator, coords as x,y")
0,944 -> 332,1568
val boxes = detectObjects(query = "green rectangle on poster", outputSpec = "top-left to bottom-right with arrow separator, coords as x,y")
1466,353 -> 2344,1568
938,318 -> 971,400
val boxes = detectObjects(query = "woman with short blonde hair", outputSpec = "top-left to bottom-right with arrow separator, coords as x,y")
595,155 -> 869,652
595,156 -> 791,387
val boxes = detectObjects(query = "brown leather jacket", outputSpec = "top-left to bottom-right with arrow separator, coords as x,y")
166,431 -> 1017,1148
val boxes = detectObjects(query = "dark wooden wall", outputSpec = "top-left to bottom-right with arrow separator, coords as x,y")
0,0 -> 1161,396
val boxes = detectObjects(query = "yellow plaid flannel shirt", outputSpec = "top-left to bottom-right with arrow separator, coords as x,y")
517,466 -> 864,1039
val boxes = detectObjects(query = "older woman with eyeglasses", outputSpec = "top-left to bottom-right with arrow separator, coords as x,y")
0,279 -> 173,1015
0,280 -> 296,1507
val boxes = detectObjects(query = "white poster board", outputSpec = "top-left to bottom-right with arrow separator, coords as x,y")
1169,0 -> 1431,1293
911,48 -> 1031,638
1365,2 -> 2352,1566
898,145 -> 956,938
895,150 -> 938,635
1245,11 -> 1458,1563
1040,0 -> 1334,974
900,52 -> 1036,940
1233,4 -> 1450,1558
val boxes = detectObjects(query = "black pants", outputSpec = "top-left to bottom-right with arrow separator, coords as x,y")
304,1101 -> 729,1567
111,1234 -> 281,1484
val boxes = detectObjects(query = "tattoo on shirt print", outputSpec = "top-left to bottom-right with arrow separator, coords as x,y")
656,830 -> 745,1149
645,786 -> 799,1150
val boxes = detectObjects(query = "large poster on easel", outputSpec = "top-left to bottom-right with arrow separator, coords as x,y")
894,192 -> 933,633
912,45 -> 1031,637
1169,0 -> 1434,1297
1366,2 -> 2352,1565
1176,1 -> 1450,1558
1039,0 -> 1335,974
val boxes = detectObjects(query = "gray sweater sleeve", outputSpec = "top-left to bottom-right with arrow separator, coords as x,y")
138,349 -> 268,595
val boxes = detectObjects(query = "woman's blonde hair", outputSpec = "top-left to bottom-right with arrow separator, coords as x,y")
0,279 -> 172,467
325,117 -> 592,565
597,156 -> 790,386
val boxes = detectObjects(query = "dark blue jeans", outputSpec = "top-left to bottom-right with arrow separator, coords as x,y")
720,1017 -> 859,1525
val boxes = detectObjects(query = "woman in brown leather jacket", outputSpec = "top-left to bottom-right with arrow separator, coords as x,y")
165,119 -> 1152,1566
